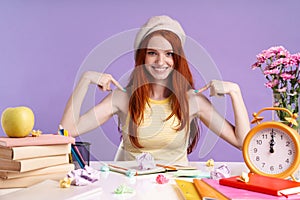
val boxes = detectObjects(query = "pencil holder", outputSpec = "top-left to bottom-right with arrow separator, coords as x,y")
72,141 -> 91,169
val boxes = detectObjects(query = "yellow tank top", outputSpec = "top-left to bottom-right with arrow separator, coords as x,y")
120,96 -> 189,163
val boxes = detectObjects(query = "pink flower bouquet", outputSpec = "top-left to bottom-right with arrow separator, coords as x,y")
251,46 -> 300,128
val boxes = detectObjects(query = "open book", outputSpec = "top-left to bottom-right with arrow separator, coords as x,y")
108,161 -> 166,175
107,161 -> 198,176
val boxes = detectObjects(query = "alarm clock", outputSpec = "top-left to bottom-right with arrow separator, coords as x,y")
243,107 -> 300,180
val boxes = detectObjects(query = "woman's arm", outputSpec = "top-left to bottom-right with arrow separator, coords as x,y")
195,80 -> 250,149
60,71 -> 124,137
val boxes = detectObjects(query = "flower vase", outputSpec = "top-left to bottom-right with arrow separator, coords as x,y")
272,91 -> 300,130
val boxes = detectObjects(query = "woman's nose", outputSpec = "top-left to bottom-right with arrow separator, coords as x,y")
156,54 -> 165,66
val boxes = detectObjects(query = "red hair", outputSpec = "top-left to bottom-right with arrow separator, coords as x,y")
125,30 -> 200,154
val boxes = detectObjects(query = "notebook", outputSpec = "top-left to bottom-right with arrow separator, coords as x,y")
219,173 -> 300,197
108,161 -> 166,175
201,178 -> 300,199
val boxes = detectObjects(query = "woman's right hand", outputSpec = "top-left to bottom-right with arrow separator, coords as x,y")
83,71 -> 125,92
195,80 -> 239,97
61,71 -> 126,137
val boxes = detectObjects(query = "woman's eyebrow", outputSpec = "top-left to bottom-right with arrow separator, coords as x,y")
147,48 -> 173,52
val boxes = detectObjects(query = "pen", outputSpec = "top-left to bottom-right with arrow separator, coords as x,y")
108,164 -> 138,176
58,125 -> 85,169
72,144 -> 86,167
58,125 -> 73,163
156,164 -> 177,171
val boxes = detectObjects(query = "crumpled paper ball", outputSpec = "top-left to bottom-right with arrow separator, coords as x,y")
210,164 -> 231,180
31,129 -> 42,137
67,165 -> 100,186
114,184 -> 135,194
205,159 -> 214,167
237,172 -> 250,183
100,165 -> 110,172
156,174 -> 169,184
59,177 -> 73,188
126,169 -> 137,177
136,152 -> 156,170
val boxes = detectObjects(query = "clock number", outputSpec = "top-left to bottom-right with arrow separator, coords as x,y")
288,150 -> 293,155
270,166 -> 274,171
286,158 -> 290,164
256,140 -> 262,145
286,141 -> 290,147
279,164 -> 283,169
262,162 -> 265,168
256,156 -> 260,161
253,148 -> 258,153
262,134 -> 268,139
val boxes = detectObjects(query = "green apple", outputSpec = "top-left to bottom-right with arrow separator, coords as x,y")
1,106 -> 35,138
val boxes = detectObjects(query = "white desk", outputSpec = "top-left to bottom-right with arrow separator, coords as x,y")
0,161 -> 249,200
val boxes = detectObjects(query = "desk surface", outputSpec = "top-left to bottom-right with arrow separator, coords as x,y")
0,161 -> 249,200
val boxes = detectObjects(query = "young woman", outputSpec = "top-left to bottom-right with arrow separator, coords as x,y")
61,15 -> 250,163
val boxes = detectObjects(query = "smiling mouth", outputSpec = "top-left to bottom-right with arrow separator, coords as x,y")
151,66 -> 169,71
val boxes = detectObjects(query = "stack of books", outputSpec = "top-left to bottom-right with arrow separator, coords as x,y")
0,134 -> 75,188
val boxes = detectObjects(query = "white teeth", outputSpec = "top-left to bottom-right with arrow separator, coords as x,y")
152,66 -> 168,71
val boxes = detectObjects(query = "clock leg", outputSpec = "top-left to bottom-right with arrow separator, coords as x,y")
290,174 -> 297,182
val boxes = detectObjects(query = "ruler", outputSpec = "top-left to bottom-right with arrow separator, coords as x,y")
175,179 -> 201,200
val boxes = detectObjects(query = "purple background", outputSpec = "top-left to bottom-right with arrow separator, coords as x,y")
1,1 -> 299,162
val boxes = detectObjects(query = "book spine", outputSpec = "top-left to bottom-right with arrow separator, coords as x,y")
0,147 -> 12,160
219,178 -> 278,196
0,134 -> 75,147
0,159 -> 20,171
11,144 -> 71,160
0,163 -> 75,179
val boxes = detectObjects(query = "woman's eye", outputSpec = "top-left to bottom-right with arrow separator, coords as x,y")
147,51 -> 156,56
166,52 -> 174,57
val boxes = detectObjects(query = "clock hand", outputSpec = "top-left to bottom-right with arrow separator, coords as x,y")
269,129 -> 275,153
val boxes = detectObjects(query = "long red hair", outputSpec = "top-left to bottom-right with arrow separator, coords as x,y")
125,30 -> 200,154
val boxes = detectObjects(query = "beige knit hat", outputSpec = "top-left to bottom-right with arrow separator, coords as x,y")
134,15 -> 186,50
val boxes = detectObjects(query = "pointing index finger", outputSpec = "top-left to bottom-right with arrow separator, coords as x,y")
195,83 -> 211,93
111,78 -> 126,92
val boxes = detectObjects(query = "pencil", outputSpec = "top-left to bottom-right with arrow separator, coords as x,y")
71,146 -> 85,168
58,125 -> 85,168
72,144 -> 86,166
156,164 -> 177,171
108,164 -> 138,176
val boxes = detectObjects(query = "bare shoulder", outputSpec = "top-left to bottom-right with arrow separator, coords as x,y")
187,89 -> 211,104
111,89 -> 129,114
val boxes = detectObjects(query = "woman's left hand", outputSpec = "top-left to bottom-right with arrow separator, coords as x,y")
195,80 -> 239,97
194,79 -> 250,149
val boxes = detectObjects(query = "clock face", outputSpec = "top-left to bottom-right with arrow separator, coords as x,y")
247,127 -> 296,175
